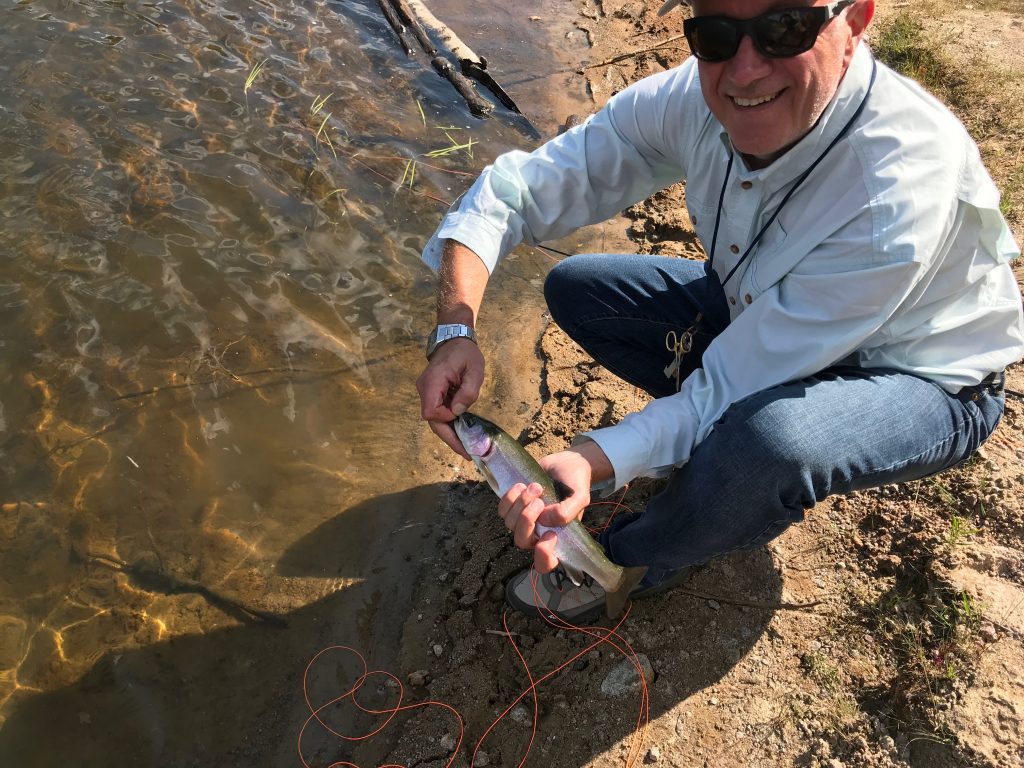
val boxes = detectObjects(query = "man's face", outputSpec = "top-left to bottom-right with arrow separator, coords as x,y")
690,0 -> 872,168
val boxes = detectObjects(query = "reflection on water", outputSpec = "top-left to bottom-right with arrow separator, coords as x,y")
0,0 -> 576,754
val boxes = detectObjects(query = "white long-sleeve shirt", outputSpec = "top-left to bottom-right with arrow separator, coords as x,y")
422,44 -> 1024,491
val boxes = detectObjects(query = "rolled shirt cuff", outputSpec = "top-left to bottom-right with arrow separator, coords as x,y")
574,426 -> 675,494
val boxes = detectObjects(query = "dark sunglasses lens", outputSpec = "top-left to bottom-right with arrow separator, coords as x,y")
755,10 -> 822,57
686,18 -> 741,62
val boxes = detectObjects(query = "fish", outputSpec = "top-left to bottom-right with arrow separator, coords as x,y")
453,412 -> 648,619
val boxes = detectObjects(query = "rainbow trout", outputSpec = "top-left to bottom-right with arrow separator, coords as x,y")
454,412 -> 648,619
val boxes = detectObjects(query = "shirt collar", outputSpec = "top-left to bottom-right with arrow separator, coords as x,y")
719,43 -> 875,187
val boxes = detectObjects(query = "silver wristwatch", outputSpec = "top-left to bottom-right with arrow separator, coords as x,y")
426,323 -> 476,359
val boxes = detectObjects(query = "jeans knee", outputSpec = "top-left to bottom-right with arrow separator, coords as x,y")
544,256 -> 603,332
688,400 -> 820,511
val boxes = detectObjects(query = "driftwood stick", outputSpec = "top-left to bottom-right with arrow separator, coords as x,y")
407,0 -> 484,67
577,33 -> 687,72
375,0 -> 414,56
432,56 -> 493,117
674,586 -> 824,612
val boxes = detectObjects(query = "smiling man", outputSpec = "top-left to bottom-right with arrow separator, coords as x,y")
416,0 -> 1024,622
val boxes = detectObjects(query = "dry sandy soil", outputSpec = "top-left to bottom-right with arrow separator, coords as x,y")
376,2 -> 1024,767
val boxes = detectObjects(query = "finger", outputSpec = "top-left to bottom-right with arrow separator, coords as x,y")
512,487 -> 546,549
540,494 -> 589,528
428,420 -> 470,460
417,368 -> 459,421
533,531 -> 559,574
498,483 -> 527,522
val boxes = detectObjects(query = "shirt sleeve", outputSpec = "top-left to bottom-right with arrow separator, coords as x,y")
421,62 -> 704,273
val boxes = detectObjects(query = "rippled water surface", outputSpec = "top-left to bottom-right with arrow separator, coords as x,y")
0,0 -> 590,761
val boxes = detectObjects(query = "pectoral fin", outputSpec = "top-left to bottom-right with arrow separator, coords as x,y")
561,563 -> 588,587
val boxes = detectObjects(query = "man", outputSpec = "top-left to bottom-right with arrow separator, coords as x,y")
416,0 -> 1024,621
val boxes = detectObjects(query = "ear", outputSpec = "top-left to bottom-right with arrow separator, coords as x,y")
847,0 -> 875,40
844,0 -> 875,64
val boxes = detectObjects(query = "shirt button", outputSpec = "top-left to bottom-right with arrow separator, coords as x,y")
730,244 -> 739,254
729,296 -> 737,305
744,294 -> 752,304
740,181 -> 753,190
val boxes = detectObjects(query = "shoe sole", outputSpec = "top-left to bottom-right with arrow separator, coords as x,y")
505,565 -> 698,624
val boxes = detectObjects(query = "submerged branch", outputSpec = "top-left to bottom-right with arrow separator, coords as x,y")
88,552 -> 289,628
577,33 -> 687,72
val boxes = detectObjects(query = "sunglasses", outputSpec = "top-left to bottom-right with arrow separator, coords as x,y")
683,0 -> 855,62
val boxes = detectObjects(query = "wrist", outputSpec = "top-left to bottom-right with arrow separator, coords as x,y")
426,323 -> 477,359
568,439 -> 614,485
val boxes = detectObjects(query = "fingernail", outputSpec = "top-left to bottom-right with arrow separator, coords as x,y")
452,403 -> 467,416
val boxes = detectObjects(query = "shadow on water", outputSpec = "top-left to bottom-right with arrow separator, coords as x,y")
0,484 -> 450,768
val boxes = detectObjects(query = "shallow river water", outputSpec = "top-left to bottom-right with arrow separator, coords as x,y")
0,0 -> 597,763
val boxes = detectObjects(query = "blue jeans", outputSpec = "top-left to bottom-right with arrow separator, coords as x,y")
544,254 -> 1006,587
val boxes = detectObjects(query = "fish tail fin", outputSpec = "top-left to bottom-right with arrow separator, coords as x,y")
605,566 -> 648,619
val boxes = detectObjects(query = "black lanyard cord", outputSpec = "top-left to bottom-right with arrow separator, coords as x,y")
708,58 -> 878,289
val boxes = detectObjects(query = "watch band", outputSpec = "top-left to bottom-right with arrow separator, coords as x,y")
426,323 -> 476,359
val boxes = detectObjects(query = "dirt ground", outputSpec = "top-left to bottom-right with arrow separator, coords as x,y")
384,2 -> 1024,767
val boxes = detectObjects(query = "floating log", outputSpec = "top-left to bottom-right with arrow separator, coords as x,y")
378,0 -> 540,139
405,0 -> 528,117
431,56 -> 493,117
390,0 -> 437,56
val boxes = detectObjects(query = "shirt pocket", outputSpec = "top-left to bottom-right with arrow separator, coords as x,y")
685,194 -> 719,260
747,215 -> 791,295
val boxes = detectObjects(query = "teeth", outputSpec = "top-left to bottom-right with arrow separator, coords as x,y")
733,92 -> 780,107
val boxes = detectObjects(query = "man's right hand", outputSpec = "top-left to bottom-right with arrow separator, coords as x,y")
416,337 -> 484,459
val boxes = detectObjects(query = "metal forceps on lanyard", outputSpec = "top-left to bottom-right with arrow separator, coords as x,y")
663,312 -> 702,392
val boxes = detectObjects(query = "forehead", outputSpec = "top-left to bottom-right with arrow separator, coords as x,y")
691,0 -> 820,15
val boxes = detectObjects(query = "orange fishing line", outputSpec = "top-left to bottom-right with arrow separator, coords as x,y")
467,567 -> 649,767
297,644 -> 464,768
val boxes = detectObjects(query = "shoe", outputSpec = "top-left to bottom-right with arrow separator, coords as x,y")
505,565 -> 696,624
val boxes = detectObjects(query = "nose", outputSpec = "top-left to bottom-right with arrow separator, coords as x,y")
725,34 -> 772,86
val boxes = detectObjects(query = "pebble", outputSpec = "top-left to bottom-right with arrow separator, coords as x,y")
600,654 -> 655,697
473,749 -> 490,766
408,670 -> 430,686
978,623 -> 999,642
432,644 -> 444,657
439,733 -> 457,751
706,599 -> 720,611
644,745 -> 661,763
674,715 -> 687,739
509,704 -> 533,727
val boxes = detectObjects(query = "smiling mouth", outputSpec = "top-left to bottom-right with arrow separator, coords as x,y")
732,90 -> 782,107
